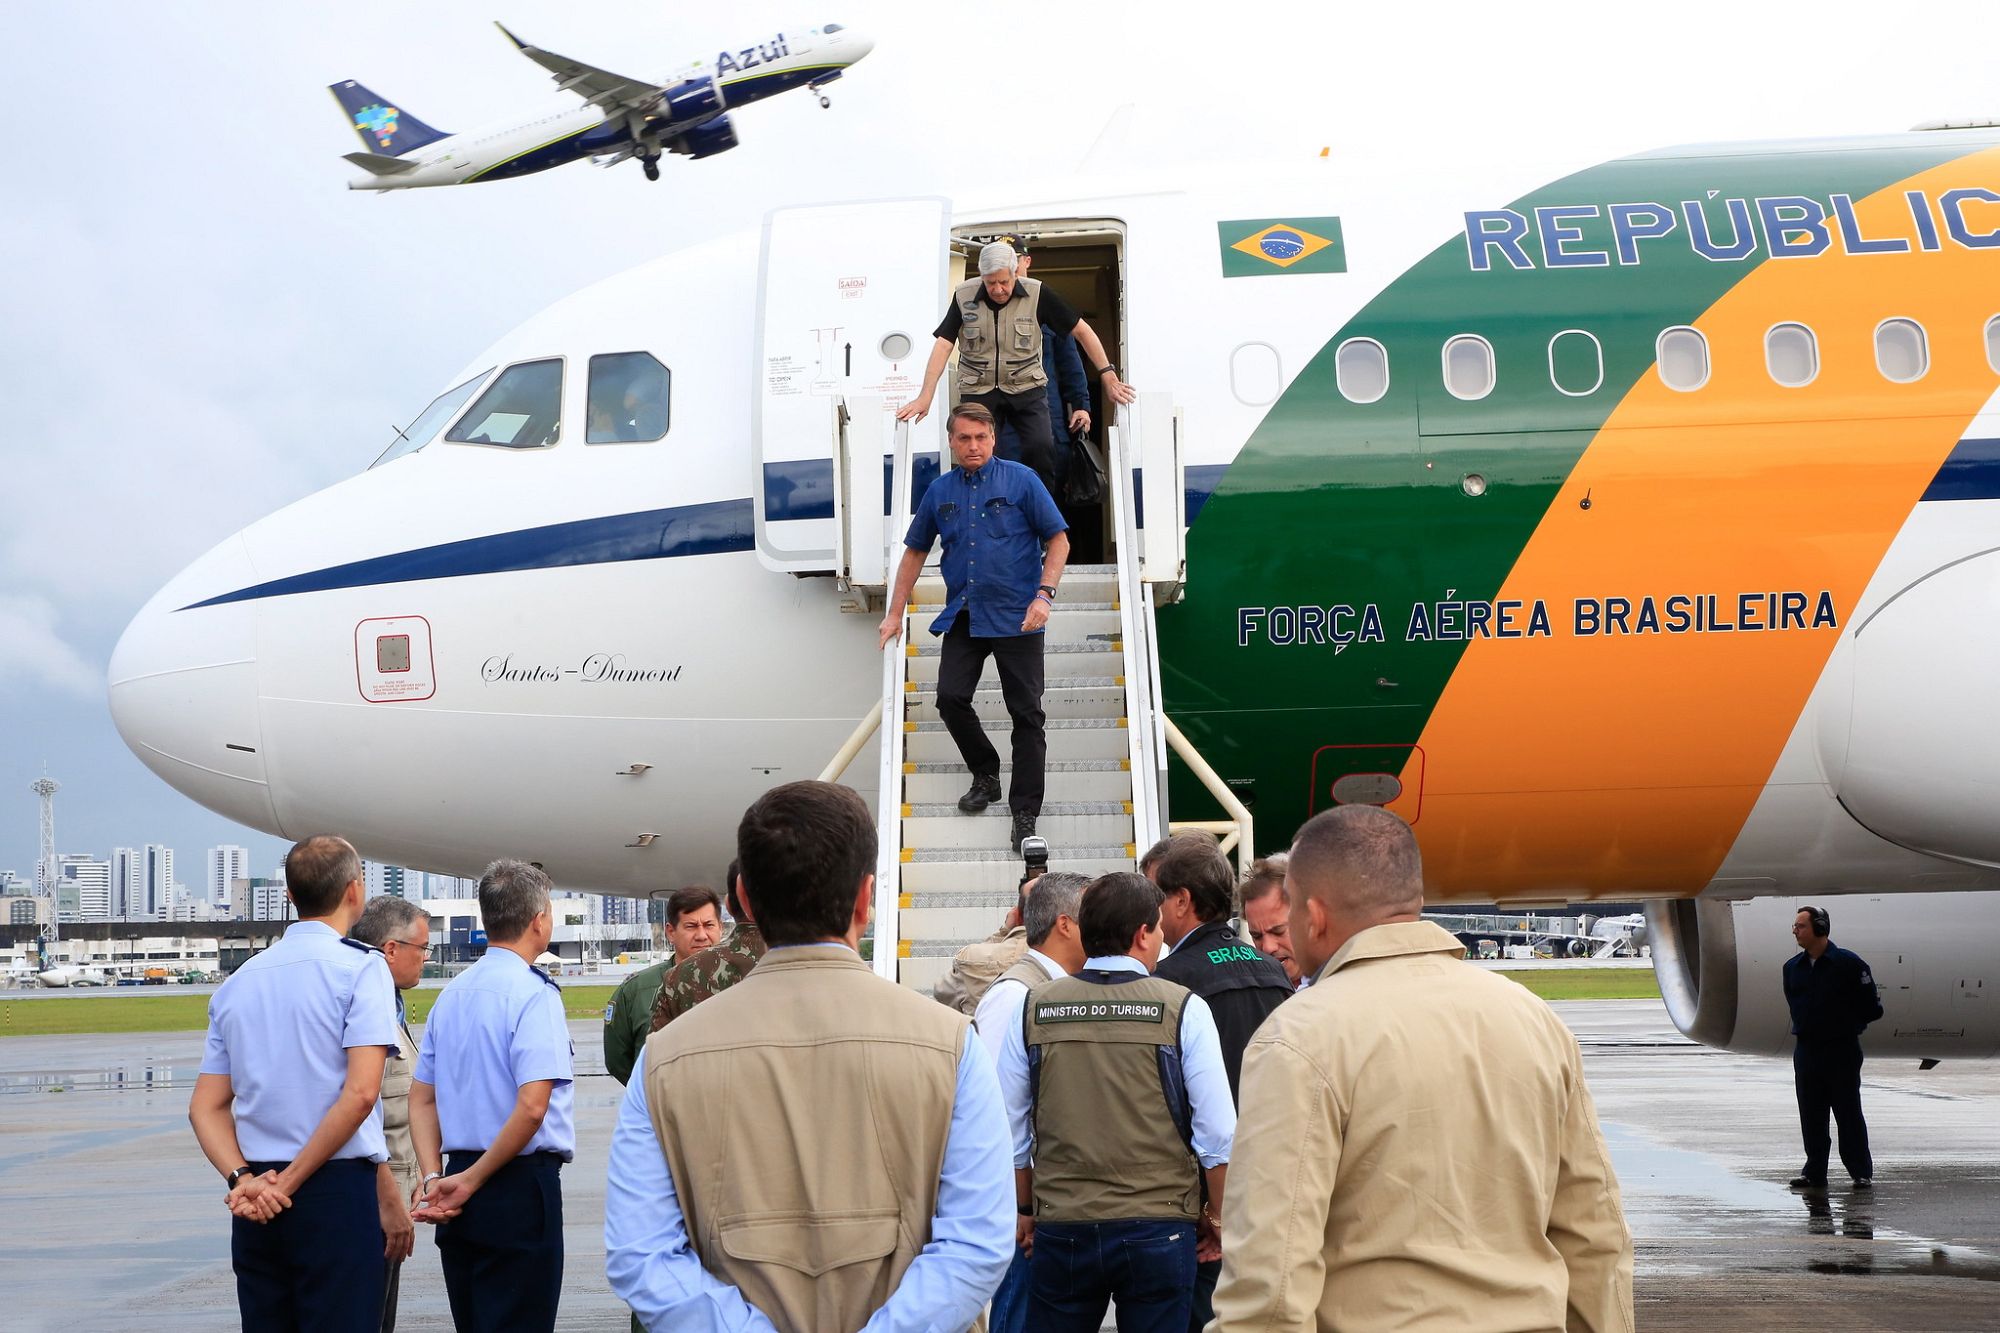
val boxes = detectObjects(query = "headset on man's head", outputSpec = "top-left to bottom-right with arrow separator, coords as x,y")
1798,904 -> 1831,938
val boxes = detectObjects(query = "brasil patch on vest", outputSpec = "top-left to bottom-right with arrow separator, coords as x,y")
1217,218 -> 1346,277
1035,999 -> 1166,1024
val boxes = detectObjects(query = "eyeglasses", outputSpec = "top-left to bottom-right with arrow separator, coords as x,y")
388,939 -> 433,958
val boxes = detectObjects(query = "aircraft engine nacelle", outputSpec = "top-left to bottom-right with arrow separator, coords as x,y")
673,115 -> 739,159
1818,548 -> 2000,867
1646,892 -> 2000,1060
663,76 -> 726,129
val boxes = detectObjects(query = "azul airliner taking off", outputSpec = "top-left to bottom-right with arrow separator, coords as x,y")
332,22 -> 871,188
114,126 -> 2000,1061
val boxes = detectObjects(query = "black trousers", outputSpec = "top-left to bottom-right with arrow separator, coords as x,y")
1794,1038 -> 1873,1183
232,1157 -> 384,1332
437,1151 -> 564,1333
966,387 -> 1058,492
937,614 -> 1046,817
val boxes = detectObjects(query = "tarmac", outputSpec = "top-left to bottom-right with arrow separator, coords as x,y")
1,999 -> 1995,1331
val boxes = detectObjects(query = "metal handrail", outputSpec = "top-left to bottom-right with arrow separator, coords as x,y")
1163,718 -> 1255,878
818,700 -> 882,783
1107,416 -> 1160,849
870,420 -> 916,980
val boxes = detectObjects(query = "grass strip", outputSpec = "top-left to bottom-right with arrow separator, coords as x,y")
1,985 -> 621,1038
1492,968 -> 1660,1001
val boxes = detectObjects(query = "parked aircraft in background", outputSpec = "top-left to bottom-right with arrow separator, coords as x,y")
332,22 -> 872,188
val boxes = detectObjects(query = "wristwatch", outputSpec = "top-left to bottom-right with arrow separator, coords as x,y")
1038,583 -> 1058,599
226,1165 -> 255,1189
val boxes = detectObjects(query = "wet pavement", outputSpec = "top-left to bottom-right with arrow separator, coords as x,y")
1,1001 -> 1994,1330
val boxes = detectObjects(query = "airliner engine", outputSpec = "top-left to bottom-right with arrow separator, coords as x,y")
1646,891 -> 1999,1059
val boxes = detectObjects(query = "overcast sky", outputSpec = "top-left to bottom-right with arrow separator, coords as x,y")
2,0 -> 1994,878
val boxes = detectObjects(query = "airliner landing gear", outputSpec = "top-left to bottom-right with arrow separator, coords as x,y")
817,92 -> 832,109
641,156 -> 660,182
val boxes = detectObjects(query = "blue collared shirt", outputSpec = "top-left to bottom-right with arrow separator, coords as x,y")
972,946 -> 1065,1070
414,947 -> 575,1158
199,919 -> 398,1163
904,456 -> 1067,639
996,954 -> 1236,1171
605,1032 -> 1015,1331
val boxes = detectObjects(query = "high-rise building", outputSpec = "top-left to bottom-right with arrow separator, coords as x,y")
110,848 -> 139,920
138,845 -> 175,921
245,867 -> 291,921
207,846 -> 250,908
595,894 -> 644,926
365,861 -> 412,899
56,855 -> 112,922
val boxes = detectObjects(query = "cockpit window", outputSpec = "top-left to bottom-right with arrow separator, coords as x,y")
447,358 -> 563,448
824,22 -> 844,32
372,370 -> 492,468
586,352 -> 672,443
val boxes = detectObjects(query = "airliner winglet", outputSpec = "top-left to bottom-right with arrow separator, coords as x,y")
343,151 -> 419,176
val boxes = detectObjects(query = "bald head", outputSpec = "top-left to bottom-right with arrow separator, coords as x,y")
1286,807 -> 1423,974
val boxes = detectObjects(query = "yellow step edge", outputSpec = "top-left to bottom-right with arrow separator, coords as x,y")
1117,717 -> 1129,728
897,940 -> 913,957
904,720 -> 917,733
900,803 -> 912,818
906,644 -> 919,657
905,680 -> 918,692
1115,676 -> 1126,686
1122,801 -> 1134,815
1119,759 -> 1131,771
1125,843 -> 1138,857
900,848 -> 914,863
903,762 -> 916,774
899,893 -> 913,909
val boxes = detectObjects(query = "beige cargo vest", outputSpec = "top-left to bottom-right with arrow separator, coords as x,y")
995,954 -> 1050,995
380,1015 -> 419,1199
953,275 -> 1049,395
1024,971 -> 1201,1222
644,945 -> 982,1332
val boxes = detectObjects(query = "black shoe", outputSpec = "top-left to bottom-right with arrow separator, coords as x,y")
1852,1177 -> 1873,1189
1012,812 -> 1038,849
957,774 -> 1002,814
1788,1175 -> 1826,1191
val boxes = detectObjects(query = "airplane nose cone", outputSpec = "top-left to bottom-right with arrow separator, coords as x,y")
109,534 -> 281,833
844,30 -> 875,60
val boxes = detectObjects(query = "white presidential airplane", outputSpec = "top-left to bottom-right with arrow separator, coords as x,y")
334,22 -> 872,188
113,125 -> 2000,1059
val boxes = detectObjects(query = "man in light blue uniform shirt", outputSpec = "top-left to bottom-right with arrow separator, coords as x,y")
189,835 -> 401,1331
604,780 -> 1014,1331
410,859 -> 574,1332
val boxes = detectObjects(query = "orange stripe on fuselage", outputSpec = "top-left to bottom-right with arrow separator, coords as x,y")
1410,147 -> 2000,903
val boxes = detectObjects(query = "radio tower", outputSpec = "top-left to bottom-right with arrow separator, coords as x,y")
30,774 -> 61,956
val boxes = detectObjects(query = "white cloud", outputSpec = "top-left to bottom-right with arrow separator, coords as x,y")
0,594 -> 99,699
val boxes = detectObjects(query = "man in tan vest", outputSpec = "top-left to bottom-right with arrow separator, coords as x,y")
996,871 -> 1236,1333
896,239 -> 1134,490
350,895 -> 429,1332
1209,805 -> 1634,1332
604,780 -> 1014,1330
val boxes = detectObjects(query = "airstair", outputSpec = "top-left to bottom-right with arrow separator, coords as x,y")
753,197 -> 1251,990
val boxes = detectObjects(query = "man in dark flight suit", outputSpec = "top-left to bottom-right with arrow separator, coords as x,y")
1784,905 -> 1882,1190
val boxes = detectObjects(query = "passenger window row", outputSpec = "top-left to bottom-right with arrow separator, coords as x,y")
1331,316 -> 2000,404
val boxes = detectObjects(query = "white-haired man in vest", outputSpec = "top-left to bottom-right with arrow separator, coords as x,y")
896,239 -> 1134,493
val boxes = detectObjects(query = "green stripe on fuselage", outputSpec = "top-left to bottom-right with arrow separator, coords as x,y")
1159,139 -> 1983,848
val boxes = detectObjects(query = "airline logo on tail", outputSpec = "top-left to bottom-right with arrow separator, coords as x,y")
352,104 -> 402,150
1218,218 -> 1347,276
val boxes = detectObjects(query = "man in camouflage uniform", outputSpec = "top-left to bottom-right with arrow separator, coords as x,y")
602,880 -> 723,1084
651,878 -> 768,1031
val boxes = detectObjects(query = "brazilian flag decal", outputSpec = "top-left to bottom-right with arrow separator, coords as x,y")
1217,217 -> 1346,277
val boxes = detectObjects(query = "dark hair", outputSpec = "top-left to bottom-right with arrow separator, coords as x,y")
1289,806 -> 1423,915
352,895 -> 426,947
946,402 -> 996,435
1079,872 -> 1162,958
478,859 -> 552,942
1798,904 -> 1830,938
737,781 -> 877,947
284,835 -> 362,918
723,858 -> 743,919
667,884 -> 722,928
1154,838 -> 1235,923
1240,853 -> 1289,906
1140,828 -> 1218,879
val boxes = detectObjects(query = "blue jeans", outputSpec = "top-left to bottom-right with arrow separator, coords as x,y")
989,1243 -> 1032,1333
1028,1219 -> 1198,1333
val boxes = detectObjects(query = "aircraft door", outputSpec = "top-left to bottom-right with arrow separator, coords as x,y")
753,197 -> 951,573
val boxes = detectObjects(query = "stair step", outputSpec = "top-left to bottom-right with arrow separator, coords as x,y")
903,811 -> 1135,852
911,567 -> 1118,604
903,683 -> 1128,725
898,955 -> 957,995
900,847 -> 1135,894
905,720 -> 1130,763
900,610 -> 1122,648
903,801 -> 1130,818
902,761 -> 1132,804
906,645 -> 1120,682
